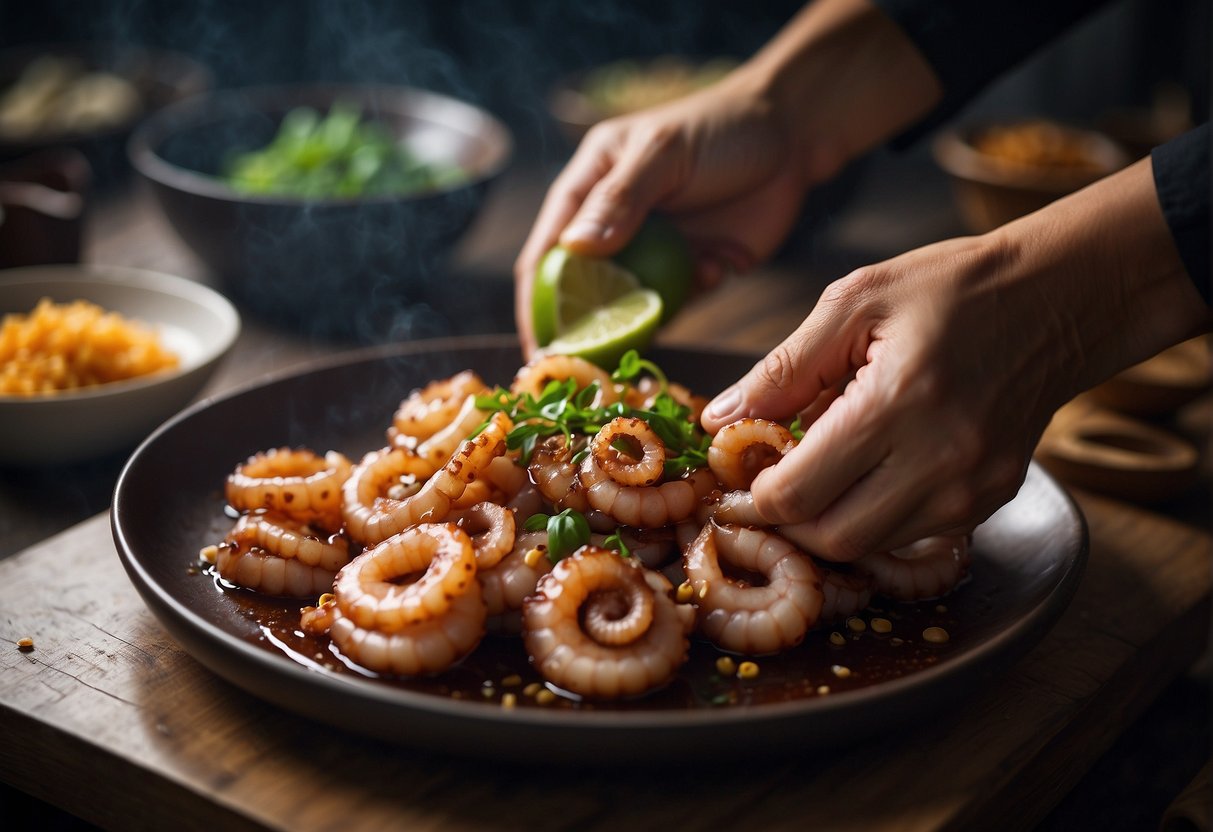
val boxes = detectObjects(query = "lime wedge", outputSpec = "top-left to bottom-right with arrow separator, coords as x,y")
532,245 -> 640,347
614,215 -> 694,323
541,288 -> 663,369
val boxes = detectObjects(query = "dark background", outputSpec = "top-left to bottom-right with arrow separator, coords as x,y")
1,0 -> 1208,166
1,1 -> 1209,830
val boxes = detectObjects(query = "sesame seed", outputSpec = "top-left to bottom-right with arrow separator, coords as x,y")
831,664 -> 852,679
198,545 -> 218,564
816,685 -> 830,695
535,689 -> 557,706
523,548 -> 544,568
523,682 -> 542,697
480,685 -> 496,699
828,631 -> 846,647
676,581 -> 695,603
715,656 -> 737,676
846,616 -> 866,633
501,693 -> 517,709
923,626 -> 950,644
737,661 -> 760,680
870,617 -> 893,634
890,637 -> 905,646
16,637 -> 34,651
501,674 -> 523,687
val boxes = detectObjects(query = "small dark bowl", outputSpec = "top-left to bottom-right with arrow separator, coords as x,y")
933,119 -> 1131,234
0,42 -> 213,188
128,84 -> 513,342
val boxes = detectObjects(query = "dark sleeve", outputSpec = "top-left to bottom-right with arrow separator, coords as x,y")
870,0 -> 1113,144
1152,123 -> 1211,304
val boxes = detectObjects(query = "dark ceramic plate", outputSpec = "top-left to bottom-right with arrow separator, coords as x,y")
112,336 -> 1087,764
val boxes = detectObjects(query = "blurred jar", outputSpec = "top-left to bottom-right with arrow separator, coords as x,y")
0,146 -> 90,267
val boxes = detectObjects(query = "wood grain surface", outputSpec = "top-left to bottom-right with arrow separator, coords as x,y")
1,454 -> 1207,831
2,155 -> 1208,831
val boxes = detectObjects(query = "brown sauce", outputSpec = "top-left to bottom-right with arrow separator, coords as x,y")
195,559 -> 975,713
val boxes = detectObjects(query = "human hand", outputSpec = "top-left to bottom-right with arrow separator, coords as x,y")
700,155 -> 1208,560
514,72 -> 813,356
701,234 -> 1069,560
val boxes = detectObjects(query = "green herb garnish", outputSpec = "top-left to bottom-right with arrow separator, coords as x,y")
222,101 -> 465,199
524,508 -> 592,564
474,351 -> 709,477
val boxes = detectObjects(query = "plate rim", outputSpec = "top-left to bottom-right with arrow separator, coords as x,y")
111,336 -> 1089,742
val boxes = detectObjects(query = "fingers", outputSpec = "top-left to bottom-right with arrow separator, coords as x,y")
700,303 -> 860,434
514,132 -> 618,356
559,126 -> 680,257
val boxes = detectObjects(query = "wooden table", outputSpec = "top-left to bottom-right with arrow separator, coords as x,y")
2,149 -> 1209,831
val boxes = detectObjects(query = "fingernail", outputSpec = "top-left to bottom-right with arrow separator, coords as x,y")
705,384 -> 741,422
561,220 -> 608,245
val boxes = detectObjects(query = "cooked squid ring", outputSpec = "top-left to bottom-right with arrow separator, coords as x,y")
683,522 -> 823,655
215,513 -> 342,598
341,446 -> 438,546
590,416 -> 664,486
510,354 -> 621,406
329,588 -> 486,677
707,418 -> 796,491
333,523 -> 477,630
855,535 -> 971,602
388,370 -> 488,446
343,412 -> 511,546
225,447 -> 353,529
478,530 -> 554,635
816,561 -> 875,623
579,421 -> 716,527
410,394 -> 487,467
523,547 -> 695,699
528,434 -> 590,513
449,500 -> 516,569
624,376 -> 709,424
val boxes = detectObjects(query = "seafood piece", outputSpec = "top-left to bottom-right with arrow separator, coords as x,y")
579,417 -> 716,527
816,562 -> 875,623
334,523 -> 477,629
449,500 -> 517,569
226,447 -> 353,530
528,434 -> 590,513
343,412 -> 512,546
708,418 -> 796,491
388,370 -> 487,446
214,512 -> 344,598
855,535 -> 972,602
510,354 -> 621,406
340,446 -> 438,545
683,522 -> 823,655
523,547 -> 694,699
411,394 -> 487,467
625,376 -> 709,424
590,417 -> 664,486
479,530 -> 554,635
325,523 -> 486,676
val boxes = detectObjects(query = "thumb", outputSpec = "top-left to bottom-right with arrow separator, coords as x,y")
559,134 -> 677,258
701,314 -> 853,433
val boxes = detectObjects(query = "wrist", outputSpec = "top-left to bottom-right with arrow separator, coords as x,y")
987,156 -> 1210,396
739,0 -> 941,186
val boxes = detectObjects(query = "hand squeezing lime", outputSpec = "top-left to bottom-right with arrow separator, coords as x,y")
531,216 -> 693,368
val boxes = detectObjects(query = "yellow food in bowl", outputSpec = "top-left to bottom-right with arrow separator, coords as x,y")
970,120 -> 1105,171
0,297 -> 179,395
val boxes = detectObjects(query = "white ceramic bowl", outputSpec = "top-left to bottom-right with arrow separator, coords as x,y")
0,264 -> 239,466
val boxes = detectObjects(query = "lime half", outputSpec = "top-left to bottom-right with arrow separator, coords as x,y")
614,215 -> 694,323
541,288 -> 663,369
532,245 -> 640,347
